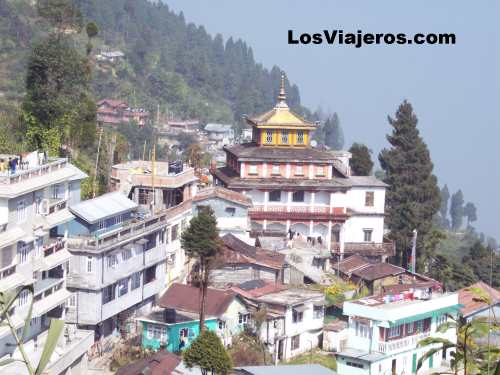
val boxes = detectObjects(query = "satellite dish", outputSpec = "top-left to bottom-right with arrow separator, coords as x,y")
311,140 -> 318,148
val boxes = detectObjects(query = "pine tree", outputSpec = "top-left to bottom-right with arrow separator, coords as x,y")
323,113 -> 344,150
450,190 -> 464,231
183,330 -> 232,375
349,143 -> 373,175
463,202 -> 477,227
181,207 -> 222,332
379,101 -> 440,269
438,185 -> 451,228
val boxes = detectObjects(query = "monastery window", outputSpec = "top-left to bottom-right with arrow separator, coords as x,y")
248,164 -> 258,175
295,164 -> 303,176
388,324 -> 401,338
292,191 -> 305,203
269,190 -> 281,202
316,165 -> 325,177
271,164 -> 280,175
281,130 -> 289,144
297,130 -> 304,144
265,130 -> 273,144
291,334 -> 300,350
365,191 -> 375,207
363,229 -> 373,242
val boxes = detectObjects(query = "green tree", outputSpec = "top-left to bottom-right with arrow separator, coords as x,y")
349,143 -> 373,175
183,330 -> 232,375
37,0 -> 83,32
450,190 -> 465,231
379,101 -> 441,268
463,202 -> 477,227
323,113 -> 344,150
438,184 -> 451,229
181,207 -> 222,332
85,21 -> 98,56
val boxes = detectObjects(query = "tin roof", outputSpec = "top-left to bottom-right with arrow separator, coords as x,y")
69,192 -> 138,224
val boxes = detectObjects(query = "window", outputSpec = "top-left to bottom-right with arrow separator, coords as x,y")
316,166 -> 325,176
238,313 -> 249,325
355,322 -> 371,338
415,320 -> 424,332
171,225 -> 179,241
271,164 -> 280,176
295,164 -> 303,175
218,320 -> 225,330
102,284 -> 116,304
86,257 -> 93,273
388,325 -> 401,338
147,325 -> 165,340
52,184 -> 62,199
346,362 -> 364,369
297,131 -> 304,144
18,244 -> 30,264
118,278 -> 129,297
292,309 -> 303,323
269,190 -> 281,202
281,130 -> 289,144
365,191 -> 375,207
313,305 -> 324,319
225,207 -> 236,216
406,322 -> 414,334
363,229 -> 373,242
107,254 -> 118,269
144,265 -> 156,284
131,272 -> 141,290
436,314 -> 447,327
68,294 -> 76,307
292,191 -> 305,202
265,130 -> 273,144
291,334 -> 300,350
18,289 -> 29,306
17,200 -> 27,223
97,220 -> 106,230
248,164 -> 258,175
122,249 -> 132,261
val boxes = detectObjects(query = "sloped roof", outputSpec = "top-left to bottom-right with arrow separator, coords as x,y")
116,350 -> 181,375
352,262 -> 405,281
231,279 -> 288,299
224,143 -> 337,162
193,186 -> 252,207
336,255 -> 372,275
69,191 -> 138,224
158,283 -> 236,317
247,106 -> 315,129
458,281 -> 500,317
221,233 -> 285,270
204,123 -> 233,133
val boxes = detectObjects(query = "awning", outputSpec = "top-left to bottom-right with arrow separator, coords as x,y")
43,209 -> 74,229
0,227 -> 26,249
40,249 -> 71,271
293,304 -> 308,313
387,304 -> 463,327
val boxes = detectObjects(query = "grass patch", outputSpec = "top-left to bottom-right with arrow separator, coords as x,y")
286,349 -> 337,371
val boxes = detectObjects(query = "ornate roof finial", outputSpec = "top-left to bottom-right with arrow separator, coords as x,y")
276,71 -> 288,108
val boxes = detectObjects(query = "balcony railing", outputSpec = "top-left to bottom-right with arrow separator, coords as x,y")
249,205 -> 347,220
331,242 -> 396,256
0,158 -> 67,185
377,331 -> 430,353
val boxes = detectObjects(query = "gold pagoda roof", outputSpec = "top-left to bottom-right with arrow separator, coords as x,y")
246,73 -> 316,130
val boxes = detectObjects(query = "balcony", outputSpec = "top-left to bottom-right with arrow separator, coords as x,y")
249,205 -> 348,221
377,331 -> 430,354
331,242 -> 396,257
0,158 -> 67,185
145,244 -> 167,266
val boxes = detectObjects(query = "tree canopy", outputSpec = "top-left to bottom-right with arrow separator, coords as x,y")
450,190 -> 465,231
183,330 -> 232,375
349,143 -> 373,175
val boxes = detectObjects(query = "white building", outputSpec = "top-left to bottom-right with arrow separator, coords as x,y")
204,123 -> 235,149
0,152 -> 93,374
336,288 -> 460,375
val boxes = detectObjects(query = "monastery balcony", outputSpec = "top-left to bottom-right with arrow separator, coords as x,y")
0,158 -> 67,185
331,241 -> 396,257
249,205 -> 348,221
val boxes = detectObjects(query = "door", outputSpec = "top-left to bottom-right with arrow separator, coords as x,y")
412,353 -> 417,374
278,339 -> 284,360
429,354 -> 434,368
392,359 -> 397,375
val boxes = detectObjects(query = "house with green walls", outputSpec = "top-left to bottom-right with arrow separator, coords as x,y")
137,283 -> 250,352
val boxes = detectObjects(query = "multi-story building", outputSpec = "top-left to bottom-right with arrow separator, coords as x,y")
336,287 -> 460,375
0,152 -> 93,374
96,99 -> 149,127
212,74 -> 393,261
65,191 -> 192,340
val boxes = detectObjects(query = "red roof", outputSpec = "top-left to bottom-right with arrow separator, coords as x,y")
193,186 -> 252,207
458,281 -> 500,317
116,350 -> 181,375
231,279 -> 287,299
158,283 -> 236,317
336,254 -> 372,274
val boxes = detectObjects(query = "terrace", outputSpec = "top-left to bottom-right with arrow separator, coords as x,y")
0,156 -> 67,185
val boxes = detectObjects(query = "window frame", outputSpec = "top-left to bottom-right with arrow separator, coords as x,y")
268,190 -> 281,202
292,191 -> 305,203
265,130 -> 273,144
363,229 -> 373,242
17,200 -> 27,223
281,130 -> 289,144
248,164 -> 258,175
295,164 -> 303,176
291,334 -> 300,350
297,130 -> 305,144
86,256 -> 93,273
388,324 -> 401,338
225,207 -> 236,216
365,191 -> 375,207
131,272 -> 141,290
118,278 -> 129,297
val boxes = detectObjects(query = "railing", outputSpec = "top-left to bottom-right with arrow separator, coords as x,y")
249,205 -> 347,220
0,158 -> 67,185
377,331 -> 430,353
331,242 -> 395,256
43,238 -> 66,257
67,200 -> 192,252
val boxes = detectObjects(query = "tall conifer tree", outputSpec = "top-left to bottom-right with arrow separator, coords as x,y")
379,101 -> 440,269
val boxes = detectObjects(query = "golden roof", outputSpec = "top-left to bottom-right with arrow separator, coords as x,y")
246,72 -> 316,129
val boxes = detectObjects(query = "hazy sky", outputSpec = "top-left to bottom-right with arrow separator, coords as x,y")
165,0 -> 499,241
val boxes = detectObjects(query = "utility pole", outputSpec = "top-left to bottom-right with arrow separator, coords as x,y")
93,127 -> 104,198
410,229 -> 417,273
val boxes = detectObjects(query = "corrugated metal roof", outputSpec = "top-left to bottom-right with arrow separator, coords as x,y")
204,123 -> 233,133
69,192 -> 138,224
236,365 -> 337,375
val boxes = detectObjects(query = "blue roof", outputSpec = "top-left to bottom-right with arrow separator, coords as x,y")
236,365 -> 337,375
69,192 -> 138,224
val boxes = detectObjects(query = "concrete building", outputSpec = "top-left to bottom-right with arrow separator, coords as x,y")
336,288 -> 460,375
65,191 -> 192,341
233,281 -> 325,361
204,123 -> 235,149
0,152 -> 93,374
212,74 -> 393,262
96,99 -> 149,127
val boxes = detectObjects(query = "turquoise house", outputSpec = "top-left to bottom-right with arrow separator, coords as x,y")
138,283 -> 250,353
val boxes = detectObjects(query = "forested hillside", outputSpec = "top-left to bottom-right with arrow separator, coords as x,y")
0,0 -> 306,128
